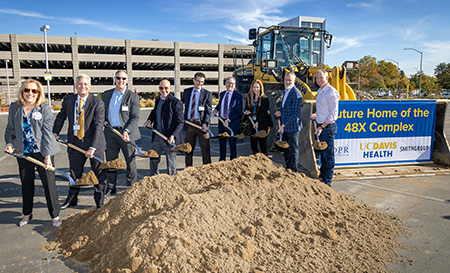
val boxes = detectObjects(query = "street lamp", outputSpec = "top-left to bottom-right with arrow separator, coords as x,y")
404,48 -> 423,97
40,24 -> 51,106
5,59 -> 11,105
383,58 -> 399,97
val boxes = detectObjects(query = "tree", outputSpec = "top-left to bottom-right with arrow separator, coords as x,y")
434,62 -> 450,89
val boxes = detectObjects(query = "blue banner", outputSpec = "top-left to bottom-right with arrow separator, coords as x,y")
334,100 -> 436,166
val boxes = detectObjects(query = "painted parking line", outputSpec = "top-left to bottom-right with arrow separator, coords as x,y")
346,179 -> 449,204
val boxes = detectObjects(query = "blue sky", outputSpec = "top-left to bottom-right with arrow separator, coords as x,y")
1,0 -> 449,77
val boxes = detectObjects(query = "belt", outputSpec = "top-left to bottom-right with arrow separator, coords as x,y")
112,127 -> 122,130
190,119 -> 200,123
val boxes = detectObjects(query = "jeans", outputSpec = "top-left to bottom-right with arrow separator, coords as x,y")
318,123 -> 337,185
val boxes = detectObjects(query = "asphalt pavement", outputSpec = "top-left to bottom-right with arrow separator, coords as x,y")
0,109 -> 449,272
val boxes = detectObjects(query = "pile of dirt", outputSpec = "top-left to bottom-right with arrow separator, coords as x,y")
50,154 -> 404,272
140,149 -> 159,158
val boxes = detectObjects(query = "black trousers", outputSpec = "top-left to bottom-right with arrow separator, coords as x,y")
17,153 -> 60,218
104,129 -> 137,189
64,138 -> 107,207
185,123 -> 211,166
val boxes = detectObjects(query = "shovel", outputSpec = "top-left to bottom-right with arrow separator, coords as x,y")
274,119 -> 289,149
312,120 -> 328,151
104,124 -> 158,158
247,115 -> 268,138
216,116 -> 245,139
145,126 -> 192,153
55,137 -> 126,170
184,120 -> 228,139
6,150 -> 77,186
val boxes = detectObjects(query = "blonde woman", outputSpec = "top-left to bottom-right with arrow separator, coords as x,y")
244,79 -> 272,155
4,79 -> 61,227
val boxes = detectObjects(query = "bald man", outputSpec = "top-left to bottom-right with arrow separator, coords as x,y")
144,79 -> 184,176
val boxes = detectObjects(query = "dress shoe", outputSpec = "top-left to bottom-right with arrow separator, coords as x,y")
52,216 -> 62,227
96,204 -> 103,209
19,214 -> 32,227
60,202 -> 77,210
105,188 -> 117,197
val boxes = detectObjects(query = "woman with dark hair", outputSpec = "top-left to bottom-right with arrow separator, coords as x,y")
4,79 -> 61,227
244,79 -> 272,156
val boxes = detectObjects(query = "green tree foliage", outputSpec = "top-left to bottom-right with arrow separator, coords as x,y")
347,55 -> 408,91
434,62 -> 450,90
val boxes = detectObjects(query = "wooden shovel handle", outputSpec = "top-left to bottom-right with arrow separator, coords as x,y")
152,128 -> 168,141
67,143 -> 87,154
185,120 -> 203,130
20,154 -> 55,171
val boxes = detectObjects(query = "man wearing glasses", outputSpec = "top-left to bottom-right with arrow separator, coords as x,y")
182,72 -> 212,167
212,77 -> 243,161
144,80 -> 183,176
103,70 -> 141,195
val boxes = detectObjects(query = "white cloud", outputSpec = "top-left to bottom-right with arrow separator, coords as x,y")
0,7 -> 148,34
328,36 -> 364,54
0,8 -> 54,19
184,0 -> 298,44
346,0 -> 384,11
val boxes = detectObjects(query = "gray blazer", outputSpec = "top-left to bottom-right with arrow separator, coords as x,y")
5,102 -> 60,156
103,88 -> 141,141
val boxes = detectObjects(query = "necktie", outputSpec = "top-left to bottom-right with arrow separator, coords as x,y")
223,92 -> 230,119
190,90 -> 197,121
77,98 -> 85,140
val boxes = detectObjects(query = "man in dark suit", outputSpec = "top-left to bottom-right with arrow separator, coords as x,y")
182,72 -> 212,167
53,74 -> 107,209
275,71 -> 303,172
102,70 -> 141,195
144,80 -> 184,176
212,76 -> 243,161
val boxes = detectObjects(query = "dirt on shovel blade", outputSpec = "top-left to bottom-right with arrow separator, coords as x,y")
234,133 -> 245,139
275,140 -> 289,149
313,141 -> 328,150
215,132 -> 230,138
140,149 -> 159,158
99,158 -> 127,171
172,142 -> 192,153
253,130 -> 268,138
71,170 -> 99,187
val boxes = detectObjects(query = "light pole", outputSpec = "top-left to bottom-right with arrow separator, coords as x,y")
404,48 -> 423,97
384,59 -> 399,96
5,59 -> 11,105
40,25 -> 51,106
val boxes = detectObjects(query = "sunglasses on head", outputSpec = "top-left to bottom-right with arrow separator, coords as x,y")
24,88 -> 38,94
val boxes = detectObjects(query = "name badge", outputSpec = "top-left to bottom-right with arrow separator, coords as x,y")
122,105 -> 129,112
198,106 -> 205,112
252,115 -> 257,121
73,124 -> 80,131
32,112 -> 42,120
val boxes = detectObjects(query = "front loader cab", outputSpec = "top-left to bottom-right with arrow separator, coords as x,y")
250,26 -> 330,71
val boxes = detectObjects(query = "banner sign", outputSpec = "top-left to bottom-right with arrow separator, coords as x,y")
334,100 -> 436,166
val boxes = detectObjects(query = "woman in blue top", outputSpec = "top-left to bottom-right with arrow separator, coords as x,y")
4,79 -> 61,227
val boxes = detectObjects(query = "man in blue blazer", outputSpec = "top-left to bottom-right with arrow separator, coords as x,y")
53,74 -> 107,208
212,77 -> 243,161
102,70 -> 141,195
182,72 -> 212,166
275,72 -> 303,172
145,80 -> 184,175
